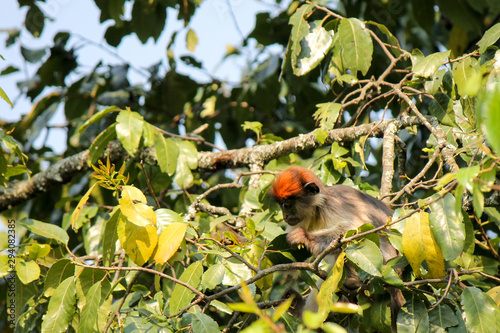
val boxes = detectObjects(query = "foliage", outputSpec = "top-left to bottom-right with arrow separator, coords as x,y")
1,0 -> 500,332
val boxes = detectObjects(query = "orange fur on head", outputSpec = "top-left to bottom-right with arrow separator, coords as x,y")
269,166 -> 322,200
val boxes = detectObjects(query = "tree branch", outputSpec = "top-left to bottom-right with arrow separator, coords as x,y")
1,118 -> 426,212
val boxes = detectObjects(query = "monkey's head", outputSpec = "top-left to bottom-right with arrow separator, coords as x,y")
269,166 -> 324,226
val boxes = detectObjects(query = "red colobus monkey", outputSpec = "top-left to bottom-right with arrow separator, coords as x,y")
269,166 -> 404,329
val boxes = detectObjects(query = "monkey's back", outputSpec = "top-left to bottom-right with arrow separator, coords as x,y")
324,185 -> 392,229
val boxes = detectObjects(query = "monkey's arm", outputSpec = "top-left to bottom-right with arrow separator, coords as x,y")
286,227 -> 342,256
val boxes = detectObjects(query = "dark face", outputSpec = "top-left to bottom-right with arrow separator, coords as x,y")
278,198 -> 302,226
273,181 -> 321,226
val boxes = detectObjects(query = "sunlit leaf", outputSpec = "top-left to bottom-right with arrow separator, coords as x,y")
477,23 -> 500,53
72,182 -> 99,230
19,218 -> 69,245
293,21 -> 334,76
41,277 -> 76,333
402,212 -> 445,278
155,135 -> 179,176
15,260 -> 40,284
413,50 -> 450,78
117,213 -> 158,266
115,109 -> 144,156
186,28 -> 198,52
153,222 -> 187,265
119,185 -> 156,227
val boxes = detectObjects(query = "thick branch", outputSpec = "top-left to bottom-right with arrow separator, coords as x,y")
0,118 -> 424,212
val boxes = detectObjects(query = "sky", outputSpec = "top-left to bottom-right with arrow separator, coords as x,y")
0,0 -> 288,153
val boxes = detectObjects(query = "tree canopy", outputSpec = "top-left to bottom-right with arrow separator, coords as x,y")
1,0 -> 500,332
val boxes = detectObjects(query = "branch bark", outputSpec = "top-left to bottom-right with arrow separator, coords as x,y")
0,118 -> 425,212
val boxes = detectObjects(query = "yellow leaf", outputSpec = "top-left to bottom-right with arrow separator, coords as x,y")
487,286 -> 500,306
317,252 -> 344,318
402,212 -> 445,279
119,186 -> 156,227
121,185 -> 147,203
117,212 -> 158,266
153,223 -> 187,265
72,182 -> 99,230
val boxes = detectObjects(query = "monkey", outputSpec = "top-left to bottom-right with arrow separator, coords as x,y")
269,166 -> 404,331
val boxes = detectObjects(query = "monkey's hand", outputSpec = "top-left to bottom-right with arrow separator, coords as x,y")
286,227 -> 314,250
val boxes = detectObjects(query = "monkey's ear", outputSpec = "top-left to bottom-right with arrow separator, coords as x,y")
304,182 -> 320,195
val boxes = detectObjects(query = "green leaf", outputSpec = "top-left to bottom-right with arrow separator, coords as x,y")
314,102 -> 341,128
115,109 -> 144,156
75,268 -> 110,312
201,263 -> 225,291
338,18 -> 373,75
169,261 -> 203,315
397,294 -> 429,333
413,50 -> 451,78
191,312 -> 219,333
0,86 -> 13,108
429,93 -> 456,126
173,140 -> 198,188
477,22 -> 500,53
41,277 -> 76,333
293,21 -> 334,76
452,57 -> 481,97
78,106 -> 121,134
472,182 -> 484,218
88,123 -> 116,165
314,128 -> 328,144
15,260 -> 40,284
26,4 -> 44,37
478,81 -> 500,153
429,304 -> 458,329
102,210 -> 120,267
28,243 -> 51,260
142,122 -> 157,147
462,287 -> 498,333
345,239 -> 383,277
288,4 -> 313,72
78,281 -> 101,333
317,252 -> 344,317
0,255 -> 11,278
130,0 -> 166,43
155,135 -> 179,176
44,259 -> 75,297
241,121 -> 263,138
429,194 -> 465,261
19,218 -> 69,245
456,165 -> 480,192
186,28 -> 198,52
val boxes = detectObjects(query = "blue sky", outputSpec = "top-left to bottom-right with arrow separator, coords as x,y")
0,0 -> 288,153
